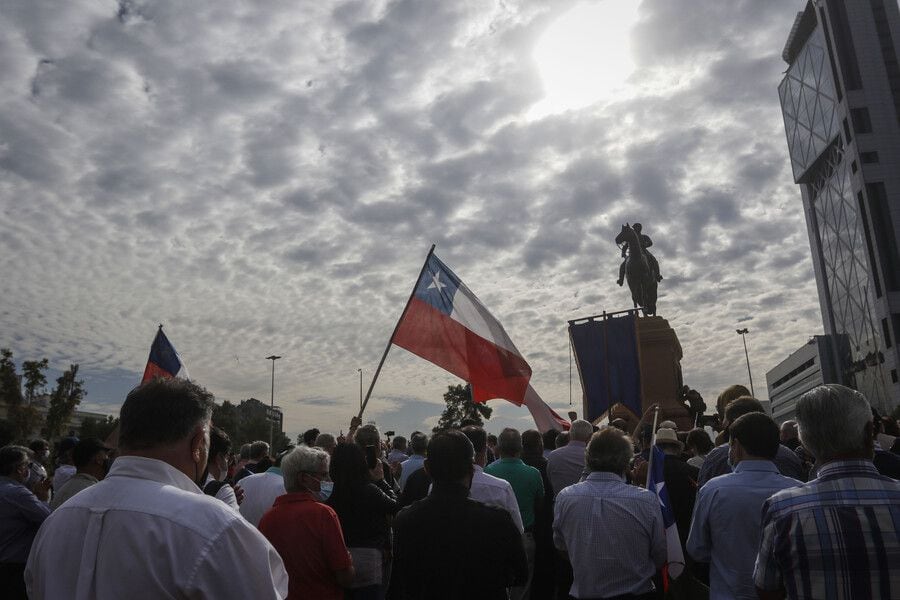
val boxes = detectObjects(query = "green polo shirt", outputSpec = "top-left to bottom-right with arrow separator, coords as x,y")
484,457 -> 544,529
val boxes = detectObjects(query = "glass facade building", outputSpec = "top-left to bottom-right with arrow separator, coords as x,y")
778,1 -> 900,414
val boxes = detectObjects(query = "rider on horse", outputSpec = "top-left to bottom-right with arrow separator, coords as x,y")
617,223 -> 663,286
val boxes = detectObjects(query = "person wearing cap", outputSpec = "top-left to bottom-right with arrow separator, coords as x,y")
50,438 -> 112,511
52,437 -> 79,492
654,427 -> 698,551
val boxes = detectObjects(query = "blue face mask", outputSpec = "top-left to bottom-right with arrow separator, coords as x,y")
318,481 -> 333,502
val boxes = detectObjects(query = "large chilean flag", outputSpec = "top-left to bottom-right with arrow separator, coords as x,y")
393,253 -> 532,405
141,326 -> 189,383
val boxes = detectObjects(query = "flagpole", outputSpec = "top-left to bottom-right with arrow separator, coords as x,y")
357,244 -> 436,420
645,404 -> 660,488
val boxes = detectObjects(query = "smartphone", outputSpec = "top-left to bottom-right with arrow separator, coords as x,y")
365,445 -> 378,470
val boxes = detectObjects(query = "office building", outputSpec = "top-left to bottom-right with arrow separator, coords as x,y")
778,0 -> 900,414
766,335 -> 842,422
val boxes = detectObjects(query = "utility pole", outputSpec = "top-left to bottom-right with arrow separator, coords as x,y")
735,328 -> 755,397
266,355 -> 281,450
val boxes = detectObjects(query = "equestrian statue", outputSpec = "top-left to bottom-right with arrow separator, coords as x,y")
614,222 -> 663,316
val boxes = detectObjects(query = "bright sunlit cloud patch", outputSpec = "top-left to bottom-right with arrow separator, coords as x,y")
530,0 -> 641,117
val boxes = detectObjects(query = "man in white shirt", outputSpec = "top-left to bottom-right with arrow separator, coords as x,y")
25,377 -> 288,600
201,426 -> 240,511
239,451 -> 287,527
461,426 -> 524,533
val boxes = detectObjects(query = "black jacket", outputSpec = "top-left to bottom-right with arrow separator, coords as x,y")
393,482 -> 527,599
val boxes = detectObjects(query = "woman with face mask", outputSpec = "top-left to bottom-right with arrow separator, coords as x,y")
200,426 -> 241,510
258,445 -> 354,600
327,442 -> 400,600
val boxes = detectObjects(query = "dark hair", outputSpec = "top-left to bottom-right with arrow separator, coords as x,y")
119,378 -> 215,450
462,426 -> 487,454
586,428 -> 633,474
249,441 -> 269,460
302,428 -> 320,446
0,445 -> 29,477
28,439 -> 49,454
426,431 -> 474,484
521,429 -> 543,458
542,430 -> 557,451
724,396 -> 764,424
730,413 -> 780,460
487,434 -> 498,446
392,436 -> 407,450
497,428 -> 522,457
685,428 -> 714,455
329,442 -> 369,491
409,432 -> 428,454
209,426 -> 231,461
555,431 -> 570,447
354,424 -> 380,449
73,439 -> 109,469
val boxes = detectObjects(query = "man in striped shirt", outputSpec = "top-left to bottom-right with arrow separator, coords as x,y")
753,384 -> 900,600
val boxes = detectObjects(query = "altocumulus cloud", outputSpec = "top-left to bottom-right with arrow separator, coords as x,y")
0,0 -> 820,438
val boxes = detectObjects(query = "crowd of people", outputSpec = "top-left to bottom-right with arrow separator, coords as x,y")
1,377 -> 899,599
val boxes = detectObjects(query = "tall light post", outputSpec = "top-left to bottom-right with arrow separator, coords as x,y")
266,355 -> 281,449
735,328 -> 755,397
357,368 -> 363,410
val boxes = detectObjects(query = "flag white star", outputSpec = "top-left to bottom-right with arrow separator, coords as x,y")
427,272 -> 446,292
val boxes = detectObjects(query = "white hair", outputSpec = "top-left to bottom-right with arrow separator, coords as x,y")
569,420 -> 594,443
796,384 -> 872,461
281,446 -> 329,493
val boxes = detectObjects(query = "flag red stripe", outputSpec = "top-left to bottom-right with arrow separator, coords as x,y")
394,297 -> 531,404
141,362 -> 176,384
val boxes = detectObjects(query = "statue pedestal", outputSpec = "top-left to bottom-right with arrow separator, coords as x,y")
599,315 -> 692,431
637,316 -> 691,430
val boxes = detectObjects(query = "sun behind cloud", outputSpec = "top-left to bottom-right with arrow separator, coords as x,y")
530,0 -> 640,117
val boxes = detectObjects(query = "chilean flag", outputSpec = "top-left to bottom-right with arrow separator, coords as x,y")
647,445 -> 685,586
393,254 -> 532,405
141,326 -> 189,383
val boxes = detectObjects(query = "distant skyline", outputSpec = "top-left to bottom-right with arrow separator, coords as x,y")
0,0 -> 821,440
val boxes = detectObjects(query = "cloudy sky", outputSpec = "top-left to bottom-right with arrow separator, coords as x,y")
0,0 -> 821,440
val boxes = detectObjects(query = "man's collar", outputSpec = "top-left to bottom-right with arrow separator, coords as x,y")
107,456 -> 200,494
585,471 -> 625,482
733,460 -> 779,473
266,466 -> 283,476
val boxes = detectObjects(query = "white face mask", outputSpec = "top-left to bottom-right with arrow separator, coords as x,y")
319,481 -> 334,501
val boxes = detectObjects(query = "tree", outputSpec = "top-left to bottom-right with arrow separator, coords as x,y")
22,358 -> 49,402
434,384 -> 492,431
0,348 -> 41,443
45,364 -> 85,439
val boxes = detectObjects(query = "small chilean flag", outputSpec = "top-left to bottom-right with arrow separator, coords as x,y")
393,253 -> 532,405
647,445 -> 685,587
141,326 -> 189,383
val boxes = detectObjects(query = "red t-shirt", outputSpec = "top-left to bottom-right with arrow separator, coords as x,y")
259,491 -> 352,600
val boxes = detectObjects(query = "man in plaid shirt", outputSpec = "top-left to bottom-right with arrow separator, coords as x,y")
753,384 -> 900,600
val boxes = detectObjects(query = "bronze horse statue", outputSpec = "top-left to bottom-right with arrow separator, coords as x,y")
615,223 -> 658,316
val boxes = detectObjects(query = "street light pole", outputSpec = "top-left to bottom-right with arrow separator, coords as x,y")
735,329 -> 755,397
266,355 -> 281,450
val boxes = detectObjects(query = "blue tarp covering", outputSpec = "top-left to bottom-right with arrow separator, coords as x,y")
569,313 -> 642,422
